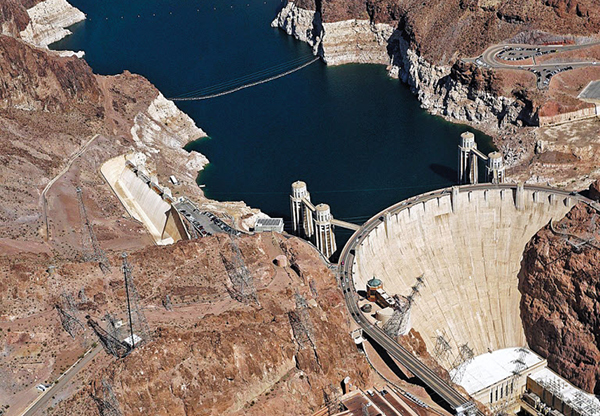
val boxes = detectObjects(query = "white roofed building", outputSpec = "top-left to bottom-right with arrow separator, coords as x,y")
452,347 -> 547,413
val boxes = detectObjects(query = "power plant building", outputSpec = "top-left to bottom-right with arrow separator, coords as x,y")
453,348 -> 546,413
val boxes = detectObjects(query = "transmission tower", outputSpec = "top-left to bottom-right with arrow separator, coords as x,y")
221,235 -> 259,305
78,288 -> 88,303
55,292 -> 85,338
451,343 -> 474,384
87,316 -> 131,358
323,385 -> 340,415
405,274 -> 425,305
162,294 -> 173,311
92,378 -> 123,416
121,253 -> 150,347
432,331 -> 453,366
76,187 -> 111,273
104,313 -> 121,343
289,292 -> 316,351
382,295 -> 411,338
309,279 -> 319,298
511,347 -> 529,376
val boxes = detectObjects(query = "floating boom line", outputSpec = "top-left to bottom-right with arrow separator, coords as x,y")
174,54 -> 315,98
170,57 -> 320,101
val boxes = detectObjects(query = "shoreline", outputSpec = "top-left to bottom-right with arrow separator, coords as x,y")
271,1 -> 600,190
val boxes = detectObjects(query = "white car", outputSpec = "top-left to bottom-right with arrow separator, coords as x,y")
36,384 -> 47,392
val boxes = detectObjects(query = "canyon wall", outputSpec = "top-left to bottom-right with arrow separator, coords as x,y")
19,0 -> 85,48
40,235 -> 376,416
272,0 -> 600,134
519,201 -> 600,394
272,2 -> 527,134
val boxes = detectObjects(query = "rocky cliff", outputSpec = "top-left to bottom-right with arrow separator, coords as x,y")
0,0 -> 30,37
0,35 -> 100,112
272,0 -> 600,134
19,0 -> 85,48
519,200 -> 600,394
1,234 -> 376,416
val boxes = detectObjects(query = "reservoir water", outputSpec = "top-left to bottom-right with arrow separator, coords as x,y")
54,0 -> 493,240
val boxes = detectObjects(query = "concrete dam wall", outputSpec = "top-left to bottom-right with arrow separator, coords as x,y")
352,186 -> 575,367
101,154 -> 187,245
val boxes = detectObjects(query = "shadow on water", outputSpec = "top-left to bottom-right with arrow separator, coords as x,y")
365,333 -> 457,414
429,164 -> 458,183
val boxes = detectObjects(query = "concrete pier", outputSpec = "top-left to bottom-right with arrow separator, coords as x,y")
101,154 -> 187,245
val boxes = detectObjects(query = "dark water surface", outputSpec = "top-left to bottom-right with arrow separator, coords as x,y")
53,0 -> 493,239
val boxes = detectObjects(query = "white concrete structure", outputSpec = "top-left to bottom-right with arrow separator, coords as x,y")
254,217 -> 284,233
454,348 -> 547,413
314,203 -> 337,258
352,186 -> 574,362
458,132 -> 478,184
486,152 -> 505,184
101,154 -> 187,245
290,181 -> 313,238
375,307 -> 394,325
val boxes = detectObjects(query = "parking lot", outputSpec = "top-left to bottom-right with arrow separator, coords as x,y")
174,198 -> 241,237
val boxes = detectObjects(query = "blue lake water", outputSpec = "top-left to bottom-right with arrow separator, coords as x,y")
53,0 -> 493,239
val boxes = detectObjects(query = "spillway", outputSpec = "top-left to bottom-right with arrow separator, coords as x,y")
352,186 -> 575,367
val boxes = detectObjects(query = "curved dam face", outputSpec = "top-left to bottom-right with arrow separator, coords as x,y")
352,186 -> 575,367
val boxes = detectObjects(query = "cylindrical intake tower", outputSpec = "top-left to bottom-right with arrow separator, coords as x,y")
458,132 -> 479,185
313,203 -> 336,259
290,181 -> 313,238
486,152 -> 505,184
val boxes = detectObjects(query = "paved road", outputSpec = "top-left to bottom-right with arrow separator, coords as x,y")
337,183 -> 590,415
20,345 -> 103,416
465,42 -> 600,89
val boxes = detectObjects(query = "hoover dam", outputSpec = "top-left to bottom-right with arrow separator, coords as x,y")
351,184 -> 576,359
336,183 -> 600,414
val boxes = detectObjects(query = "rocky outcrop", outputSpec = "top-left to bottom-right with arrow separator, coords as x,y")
131,93 -> 209,172
0,35 -> 101,112
0,0 -> 30,37
272,1 -> 531,132
272,0 -> 600,133
272,2 -> 395,65
390,38 -> 531,131
519,201 -> 600,394
19,0 -> 85,48
37,234 -> 376,415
